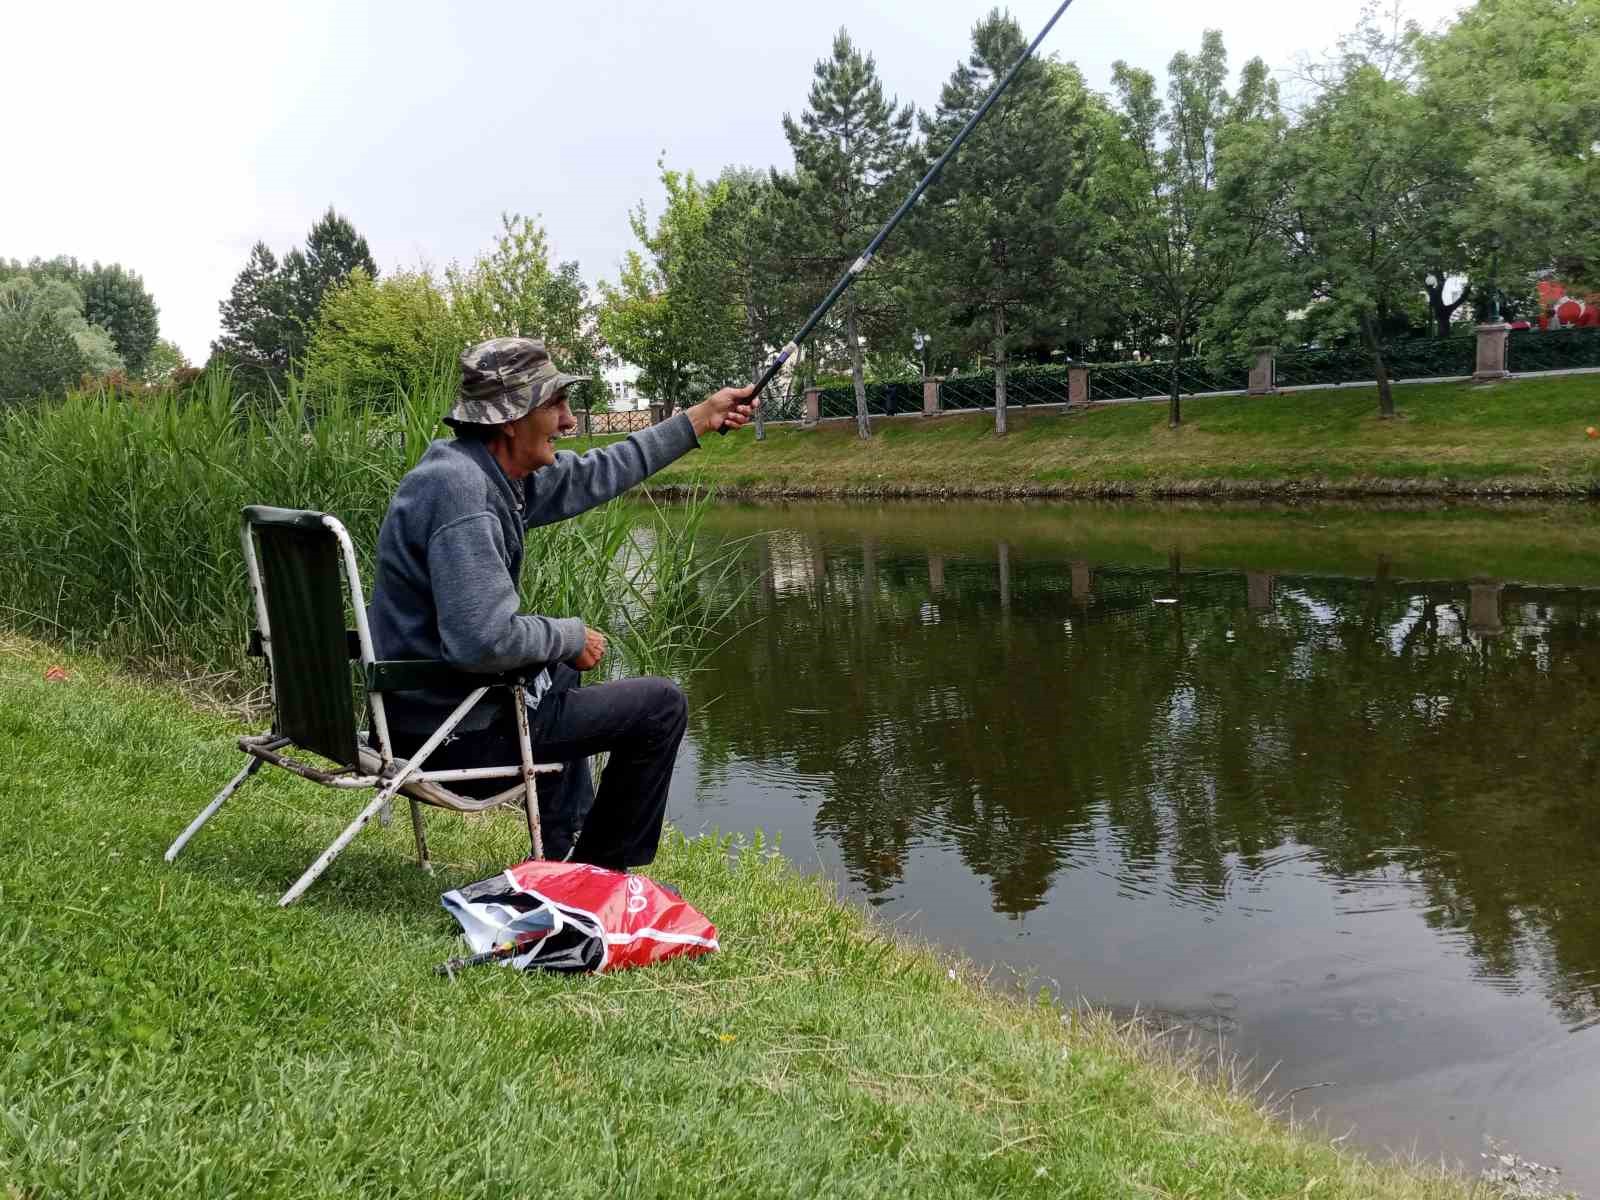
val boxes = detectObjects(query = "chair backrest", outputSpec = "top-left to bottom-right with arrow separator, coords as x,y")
243,506 -> 360,768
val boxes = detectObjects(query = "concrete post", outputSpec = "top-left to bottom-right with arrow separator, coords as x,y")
922,376 -> 943,416
803,388 -> 821,427
1247,571 -> 1275,612
1474,324 -> 1511,382
1070,560 -> 1092,603
1469,581 -> 1505,635
1068,366 -> 1089,407
1248,348 -> 1277,395
648,402 -> 668,425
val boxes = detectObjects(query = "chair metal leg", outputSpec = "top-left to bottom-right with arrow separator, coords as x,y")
278,783 -> 398,907
277,690 -> 484,906
513,686 -> 544,860
409,798 -> 431,873
165,756 -> 265,863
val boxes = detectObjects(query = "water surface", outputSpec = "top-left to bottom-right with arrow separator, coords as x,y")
662,501 -> 1600,1189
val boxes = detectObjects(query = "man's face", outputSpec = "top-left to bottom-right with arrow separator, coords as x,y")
511,390 -> 577,474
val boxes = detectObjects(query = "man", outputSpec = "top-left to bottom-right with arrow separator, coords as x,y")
368,336 -> 754,870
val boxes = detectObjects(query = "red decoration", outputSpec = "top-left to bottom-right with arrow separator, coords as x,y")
1556,299 -> 1583,324
1579,307 -> 1600,328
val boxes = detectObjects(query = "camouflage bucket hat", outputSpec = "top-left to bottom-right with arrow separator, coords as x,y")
445,336 -> 591,427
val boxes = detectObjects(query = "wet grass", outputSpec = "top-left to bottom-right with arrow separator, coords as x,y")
0,633 -> 1493,1199
617,375 -> 1600,496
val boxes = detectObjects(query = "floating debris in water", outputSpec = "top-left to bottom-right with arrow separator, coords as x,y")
1153,597 -> 1179,605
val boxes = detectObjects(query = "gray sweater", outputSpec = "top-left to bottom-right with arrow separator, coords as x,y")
368,413 -> 700,732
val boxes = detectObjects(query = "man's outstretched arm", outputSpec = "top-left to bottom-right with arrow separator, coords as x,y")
522,386 -> 756,529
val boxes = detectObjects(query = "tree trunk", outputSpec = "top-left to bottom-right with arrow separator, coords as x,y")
1423,273 -> 1464,338
994,306 -> 1008,436
846,298 -> 869,440
1168,312 -> 1185,429
1360,310 -> 1395,418
746,277 -> 767,442
750,348 -> 767,442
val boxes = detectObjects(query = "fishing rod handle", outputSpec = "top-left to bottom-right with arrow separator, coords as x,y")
713,341 -> 795,436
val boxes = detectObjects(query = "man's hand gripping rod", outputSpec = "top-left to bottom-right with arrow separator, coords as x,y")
719,0 -> 1077,433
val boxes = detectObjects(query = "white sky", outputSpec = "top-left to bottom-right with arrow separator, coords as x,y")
3,0 -> 1465,364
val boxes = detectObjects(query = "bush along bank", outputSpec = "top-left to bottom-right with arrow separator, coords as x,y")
0,633 -> 1494,1200
629,374 -> 1600,500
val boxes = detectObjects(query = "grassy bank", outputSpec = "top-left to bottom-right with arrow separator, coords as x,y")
0,634 -> 1487,1199
626,374 -> 1600,497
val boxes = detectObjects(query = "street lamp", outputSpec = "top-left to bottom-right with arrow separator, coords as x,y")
912,330 -> 930,381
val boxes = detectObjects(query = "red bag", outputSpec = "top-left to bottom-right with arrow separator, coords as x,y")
441,860 -> 719,973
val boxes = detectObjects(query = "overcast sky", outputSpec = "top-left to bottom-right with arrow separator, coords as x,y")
4,0 -> 1466,363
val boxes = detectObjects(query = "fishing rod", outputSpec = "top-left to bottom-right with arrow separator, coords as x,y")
721,0 -> 1078,432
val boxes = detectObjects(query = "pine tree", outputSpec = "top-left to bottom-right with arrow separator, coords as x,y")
914,11 -> 1102,434
213,241 -> 291,386
780,29 -> 914,439
212,209 -> 376,390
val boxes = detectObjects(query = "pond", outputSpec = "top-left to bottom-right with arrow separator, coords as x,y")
661,500 -> 1600,1190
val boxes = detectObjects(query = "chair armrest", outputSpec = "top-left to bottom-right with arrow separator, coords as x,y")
366,659 -> 542,693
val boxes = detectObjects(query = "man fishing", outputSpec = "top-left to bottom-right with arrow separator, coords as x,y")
370,0 -> 1069,876
367,336 -> 755,870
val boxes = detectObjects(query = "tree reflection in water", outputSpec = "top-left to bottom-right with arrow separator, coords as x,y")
685,513 -> 1600,1031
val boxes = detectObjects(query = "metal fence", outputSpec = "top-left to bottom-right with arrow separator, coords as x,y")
943,368 -> 1068,410
1275,335 -> 1478,388
817,379 -> 923,418
608,328 -> 1598,432
579,408 -> 655,435
1088,358 -> 1250,400
760,387 -> 808,423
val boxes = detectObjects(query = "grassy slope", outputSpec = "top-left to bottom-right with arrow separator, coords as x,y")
0,636 -> 1480,1200
608,374 -> 1600,495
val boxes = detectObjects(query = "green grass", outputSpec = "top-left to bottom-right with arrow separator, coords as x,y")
608,375 -> 1600,496
0,634 -> 1491,1199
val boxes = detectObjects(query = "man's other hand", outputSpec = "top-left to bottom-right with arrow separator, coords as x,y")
687,385 -> 758,437
572,626 -> 607,672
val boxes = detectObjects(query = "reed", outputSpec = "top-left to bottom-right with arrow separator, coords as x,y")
0,367 -> 740,692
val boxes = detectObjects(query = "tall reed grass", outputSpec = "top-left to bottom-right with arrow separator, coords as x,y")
0,367 -> 742,696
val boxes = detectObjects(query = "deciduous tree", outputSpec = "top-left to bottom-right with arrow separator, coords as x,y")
1102,32 -> 1279,427
449,213 -> 609,404
303,268 -> 456,408
599,166 -> 743,411
1420,0 -> 1600,295
0,277 -> 90,403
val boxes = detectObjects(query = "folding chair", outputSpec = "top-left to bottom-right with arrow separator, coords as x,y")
165,505 -> 561,907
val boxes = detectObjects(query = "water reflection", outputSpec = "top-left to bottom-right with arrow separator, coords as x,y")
668,502 -> 1600,1186
685,511 -> 1600,1030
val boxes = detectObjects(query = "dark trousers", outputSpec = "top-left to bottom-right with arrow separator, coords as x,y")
391,665 -> 687,870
